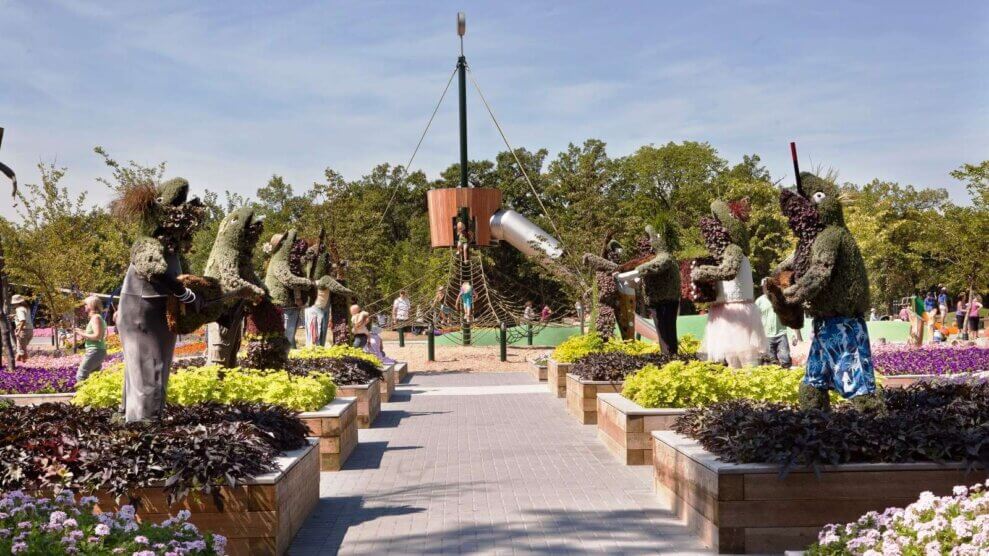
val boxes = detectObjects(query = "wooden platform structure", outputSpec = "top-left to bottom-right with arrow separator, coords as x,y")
426,187 -> 502,248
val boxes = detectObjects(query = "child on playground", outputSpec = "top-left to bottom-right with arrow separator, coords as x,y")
457,281 -> 473,322
456,221 -> 471,263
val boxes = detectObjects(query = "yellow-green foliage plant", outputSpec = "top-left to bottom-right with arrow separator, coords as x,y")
551,333 -> 662,363
290,345 -> 382,367
622,360 -> 804,409
677,334 -> 701,357
74,364 -> 336,412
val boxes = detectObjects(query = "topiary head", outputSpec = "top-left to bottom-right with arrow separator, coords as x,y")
798,172 -> 845,227
709,199 -> 750,255
215,207 -> 264,251
265,229 -> 297,258
645,225 -> 672,256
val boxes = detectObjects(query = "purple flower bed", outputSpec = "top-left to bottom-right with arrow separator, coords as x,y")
873,345 -> 989,376
0,366 -> 77,394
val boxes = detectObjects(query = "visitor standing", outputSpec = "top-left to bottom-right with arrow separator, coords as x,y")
11,295 -> 33,362
392,290 -> 411,332
73,295 -> 107,381
755,279 -> 800,368
350,304 -> 370,348
523,301 -> 535,322
937,287 -> 949,326
540,304 -> 552,323
304,281 -> 331,348
456,221 -> 471,263
956,292 -> 969,331
968,294 -> 982,337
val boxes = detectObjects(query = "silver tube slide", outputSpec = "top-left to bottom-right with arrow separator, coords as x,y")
489,209 -> 564,260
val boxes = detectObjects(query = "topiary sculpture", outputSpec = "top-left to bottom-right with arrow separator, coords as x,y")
635,225 -> 681,354
115,177 -> 205,422
582,237 -> 624,340
304,249 -> 353,347
200,207 -> 268,366
691,199 -> 767,368
263,229 -> 315,350
774,173 -> 877,410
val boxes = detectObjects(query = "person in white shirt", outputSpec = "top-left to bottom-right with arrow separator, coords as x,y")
11,294 -> 33,362
392,290 -> 411,332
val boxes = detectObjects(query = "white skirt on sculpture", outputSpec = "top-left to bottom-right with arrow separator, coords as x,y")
702,256 -> 767,368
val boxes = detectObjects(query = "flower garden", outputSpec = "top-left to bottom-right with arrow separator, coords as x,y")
539,330 -> 989,553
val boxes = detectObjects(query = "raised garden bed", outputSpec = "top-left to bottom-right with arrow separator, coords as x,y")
395,361 -> 409,382
879,369 -> 989,389
0,392 -> 75,406
596,393 -> 684,465
530,362 -> 547,382
546,359 -> 569,398
565,373 -> 623,424
93,440 -> 319,556
379,363 -> 396,402
298,397 -> 358,471
652,431 -> 988,554
337,378 -> 381,428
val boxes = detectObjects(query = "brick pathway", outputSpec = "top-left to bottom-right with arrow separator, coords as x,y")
291,371 -> 712,555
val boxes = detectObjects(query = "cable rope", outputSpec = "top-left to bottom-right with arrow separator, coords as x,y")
465,64 -> 590,291
378,64 -> 459,226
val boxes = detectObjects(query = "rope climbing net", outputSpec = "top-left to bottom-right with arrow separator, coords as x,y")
363,249 -> 575,345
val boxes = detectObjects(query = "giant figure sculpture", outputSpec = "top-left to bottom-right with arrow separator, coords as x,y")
116,178 -> 203,422
582,238 -> 624,339
264,229 -> 315,351
691,200 -> 767,367
636,225 -> 680,355
772,173 -> 878,410
203,207 -> 267,366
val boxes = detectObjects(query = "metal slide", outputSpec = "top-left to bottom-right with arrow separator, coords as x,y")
488,209 -> 564,260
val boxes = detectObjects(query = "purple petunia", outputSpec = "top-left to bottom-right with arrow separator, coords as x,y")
874,345 -> 989,376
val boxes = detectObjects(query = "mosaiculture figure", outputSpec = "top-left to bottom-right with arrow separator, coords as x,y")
263,229 -> 315,350
582,238 -> 624,339
636,225 -> 681,355
691,199 -> 767,368
773,173 -> 878,410
203,207 -> 267,367
305,250 -> 353,347
116,178 -> 204,422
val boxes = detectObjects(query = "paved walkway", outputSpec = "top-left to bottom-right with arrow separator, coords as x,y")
291,371 -> 711,555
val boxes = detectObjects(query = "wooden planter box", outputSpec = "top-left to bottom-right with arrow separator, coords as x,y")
336,378 -> 380,428
529,362 -> 548,382
394,361 -> 409,382
596,393 -> 685,465
565,374 -> 623,425
652,431 -> 989,554
298,398 -> 358,471
92,440 -> 319,556
379,364 -> 396,402
0,392 -> 75,406
546,359 -> 570,398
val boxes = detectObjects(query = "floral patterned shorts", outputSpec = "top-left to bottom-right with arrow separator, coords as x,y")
805,316 -> 876,398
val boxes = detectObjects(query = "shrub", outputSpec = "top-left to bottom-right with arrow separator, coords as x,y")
75,364 -> 336,412
672,381 -> 989,472
0,402 -> 307,503
808,480 -> 989,555
551,333 -> 661,363
622,360 -> 803,408
0,490 -> 227,555
289,356 -> 383,385
570,352 -> 675,382
677,333 -> 701,357
874,345 -> 989,376
291,345 -> 382,367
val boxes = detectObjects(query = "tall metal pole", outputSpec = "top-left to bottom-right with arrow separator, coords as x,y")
457,12 -> 469,188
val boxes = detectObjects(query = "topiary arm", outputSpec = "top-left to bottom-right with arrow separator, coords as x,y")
773,254 -> 795,276
582,253 -> 618,272
317,275 -> 353,296
636,252 -> 671,276
784,227 -> 840,304
691,244 -> 743,283
273,262 -> 314,289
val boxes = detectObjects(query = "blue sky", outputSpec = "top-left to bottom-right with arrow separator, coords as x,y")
1,1 -> 987,218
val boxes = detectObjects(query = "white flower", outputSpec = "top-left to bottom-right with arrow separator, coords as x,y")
926,540 -> 942,556
953,485 -> 969,497
94,523 -> 110,536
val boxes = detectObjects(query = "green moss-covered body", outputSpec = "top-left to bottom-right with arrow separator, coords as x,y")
637,226 -> 680,305
263,229 -> 313,307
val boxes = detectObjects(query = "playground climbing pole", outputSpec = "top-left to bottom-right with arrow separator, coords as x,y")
0,128 -> 18,371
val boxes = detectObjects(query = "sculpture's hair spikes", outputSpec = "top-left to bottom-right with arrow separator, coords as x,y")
728,198 -> 751,223
111,182 -> 158,222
